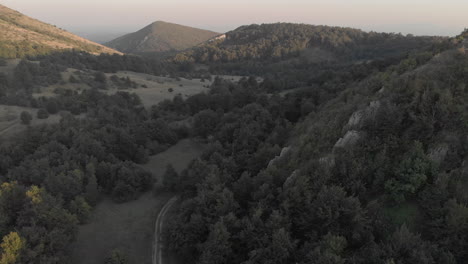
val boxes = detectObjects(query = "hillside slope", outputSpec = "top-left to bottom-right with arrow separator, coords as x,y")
105,21 -> 220,53
0,4 -> 121,58
174,23 -> 444,64
162,31 -> 468,263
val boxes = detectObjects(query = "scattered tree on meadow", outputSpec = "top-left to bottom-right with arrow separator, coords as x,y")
20,111 -> 32,125
36,108 -> 49,119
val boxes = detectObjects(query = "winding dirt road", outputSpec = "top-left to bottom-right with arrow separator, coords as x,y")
152,196 -> 178,264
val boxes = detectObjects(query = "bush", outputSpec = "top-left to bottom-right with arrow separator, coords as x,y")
112,182 -> 136,203
46,100 -> 59,114
20,111 -> 32,125
37,108 -> 49,119
105,249 -> 128,264
94,71 -> 107,83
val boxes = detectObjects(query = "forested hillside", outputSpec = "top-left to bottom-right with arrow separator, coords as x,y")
0,5 -> 120,58
174,23 -> 444,64
0,21 -> 467,263
161,31 -> 468,263
172,23 -> 449,92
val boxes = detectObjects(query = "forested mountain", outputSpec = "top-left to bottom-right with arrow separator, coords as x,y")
105,21 -> 220,54
174,23 -> 445,68
172,23 -> 449,91
0,5 -> 121,58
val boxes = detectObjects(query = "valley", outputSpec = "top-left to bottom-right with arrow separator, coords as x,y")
0,2 -> 467,264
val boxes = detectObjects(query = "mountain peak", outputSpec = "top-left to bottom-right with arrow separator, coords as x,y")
105,21 -> 220,54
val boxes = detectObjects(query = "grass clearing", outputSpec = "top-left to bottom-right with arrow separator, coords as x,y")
104,71 -> 211,108
31,67 -> 261,110
142,138 -> 205,185
0,105 -> 61,141
71,139 -> 205,264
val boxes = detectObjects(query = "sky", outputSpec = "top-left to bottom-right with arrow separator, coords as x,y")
1,0 -> 467,42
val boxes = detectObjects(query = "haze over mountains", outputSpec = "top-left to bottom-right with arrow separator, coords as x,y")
104,21 -> 220,54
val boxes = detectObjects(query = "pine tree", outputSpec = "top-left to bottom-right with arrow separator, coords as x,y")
199,220 -> 232,264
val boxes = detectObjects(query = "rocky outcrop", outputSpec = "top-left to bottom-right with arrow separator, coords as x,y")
334,130 -> 362,149
268,146 -> 291,167
346,100 -> 381,129
283,170 -> 298,189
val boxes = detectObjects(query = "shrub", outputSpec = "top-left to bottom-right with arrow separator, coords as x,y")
46,100 -> 59,114
37,108 -> 49,119
20,111 -> 32,125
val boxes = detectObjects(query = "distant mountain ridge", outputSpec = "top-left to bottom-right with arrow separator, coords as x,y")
0,4 -> 121,58
105,21 -> 220,54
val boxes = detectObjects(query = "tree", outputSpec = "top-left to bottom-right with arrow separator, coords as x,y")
245,228 -> 295,264
305,233 -> 348,264
193,109 -> 220,137
105,249 -> 128,264
384,225 -> 455,263
36,108 -> 49,119
94,72 -> 107,89
46,100 -> 59,114
0,232 -> 24,264
199,220 -> 232,264
20,111 -> 32,125
112,181 -> 136,203
84,164 -> 99,206
385,142 -> 433,203
69,196 -> 91,223
0,183 -> 25,238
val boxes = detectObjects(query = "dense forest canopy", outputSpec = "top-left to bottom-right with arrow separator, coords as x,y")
174,23 -> 446,64
163,30 -> 468,264
0,21 -> 467,264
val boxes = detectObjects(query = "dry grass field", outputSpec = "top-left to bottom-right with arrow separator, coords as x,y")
104,71 -> 211,108
0,58 -> 20,73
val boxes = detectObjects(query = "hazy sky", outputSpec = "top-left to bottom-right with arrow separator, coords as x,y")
1,0 -> 467,38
